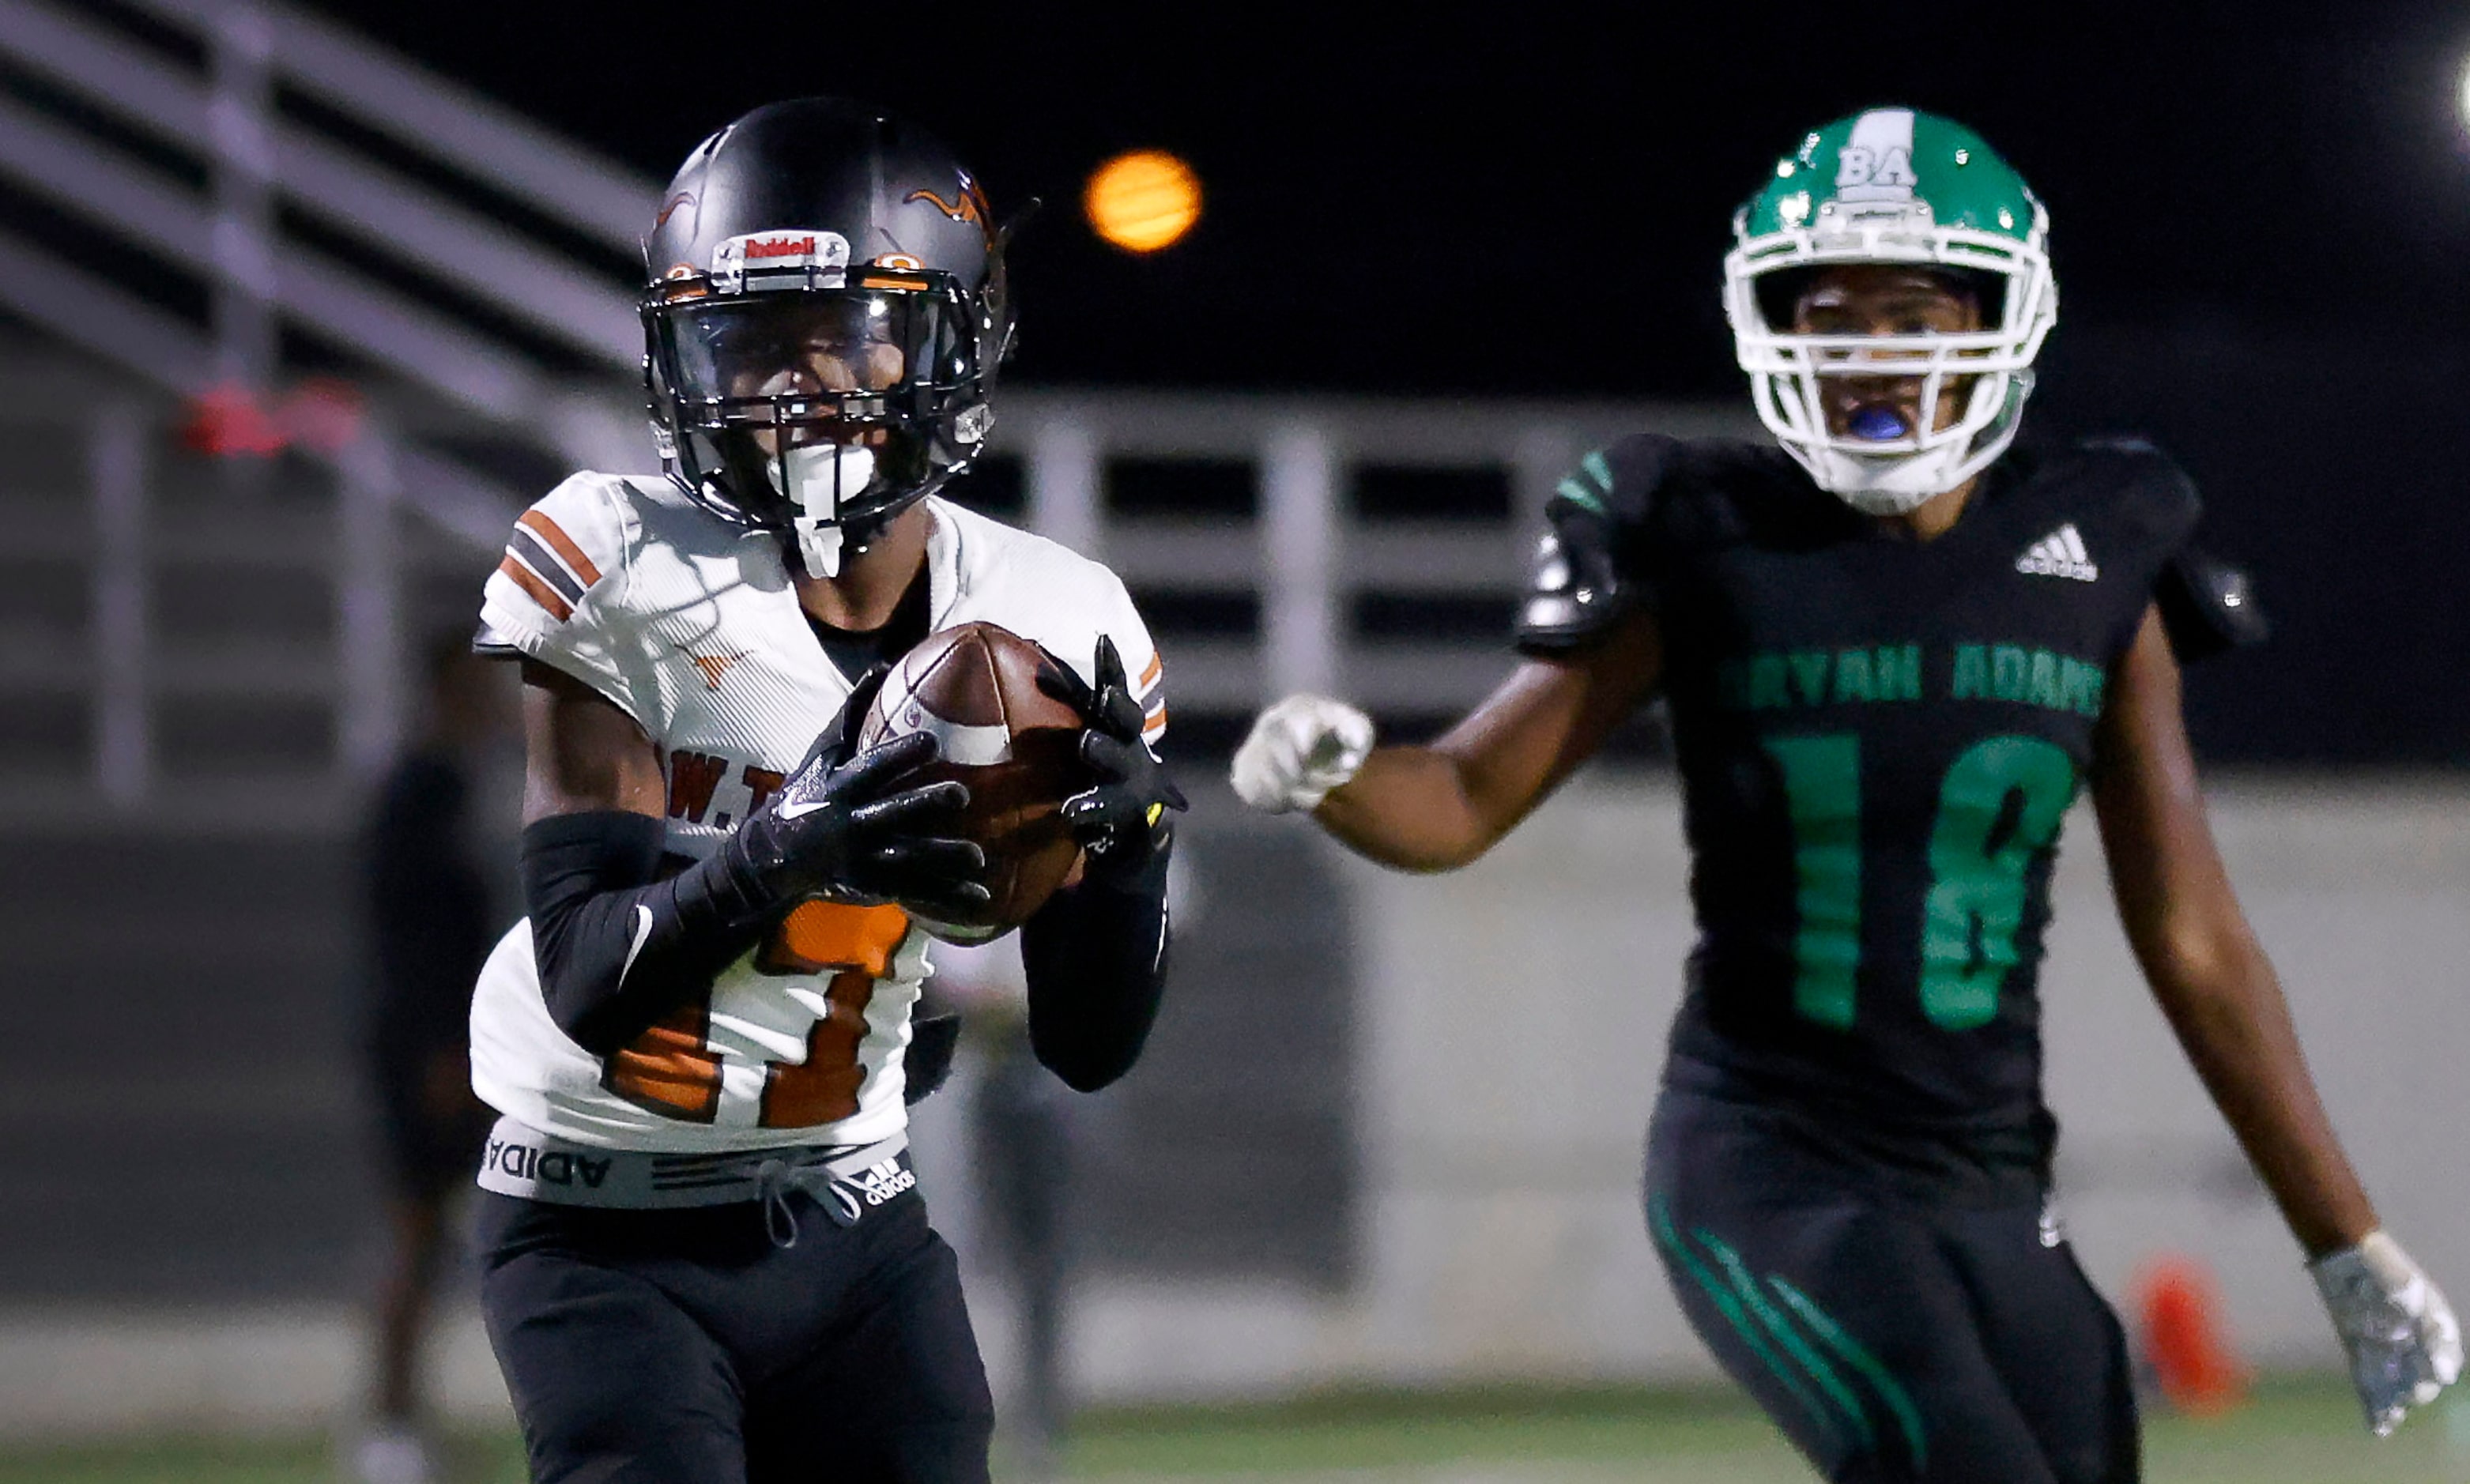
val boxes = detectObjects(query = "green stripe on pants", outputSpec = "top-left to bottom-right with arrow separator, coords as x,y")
1771,1275 -> 1931,1471
1693,1227 -> 1878,1455
1647,1194 -> 1845,1455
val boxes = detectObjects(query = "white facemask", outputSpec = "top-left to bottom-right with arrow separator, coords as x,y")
769,443 -> 876,577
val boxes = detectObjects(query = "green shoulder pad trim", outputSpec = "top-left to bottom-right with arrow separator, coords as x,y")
1553,448 -> 1617,514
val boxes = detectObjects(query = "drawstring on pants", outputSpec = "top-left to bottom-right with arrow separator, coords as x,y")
755,1158 -> 865,1248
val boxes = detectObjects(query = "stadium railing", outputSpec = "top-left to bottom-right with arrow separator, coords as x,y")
0,0 -> 1752,827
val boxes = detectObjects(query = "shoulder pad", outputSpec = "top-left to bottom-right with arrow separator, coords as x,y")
483,473 -> 629,632
2067,437 -> 2203,551
2062,440 -> 2248,661
1514,436 -> 1673,653
476,473 -> 643,720
2157,547 -> 2268,662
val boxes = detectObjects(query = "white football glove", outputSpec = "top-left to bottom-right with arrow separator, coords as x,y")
1231,694 -> 1375,814
2309,1230 -> 2463,1436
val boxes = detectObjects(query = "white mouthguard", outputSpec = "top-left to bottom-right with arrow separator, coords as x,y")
771,443 -> 876,577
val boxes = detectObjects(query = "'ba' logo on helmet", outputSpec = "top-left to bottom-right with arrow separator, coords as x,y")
1834,110 -> 1920,204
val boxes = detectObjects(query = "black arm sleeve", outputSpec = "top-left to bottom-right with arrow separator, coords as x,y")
1016,830 -> 1171,1093
520,812 -> 777,1057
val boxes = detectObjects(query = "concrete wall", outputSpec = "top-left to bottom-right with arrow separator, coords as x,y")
7,777 -> 2464,1431
1050,773 -> 2470,1397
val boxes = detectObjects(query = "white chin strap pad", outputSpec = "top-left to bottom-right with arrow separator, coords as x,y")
771,443 -> 876,577
1799,375 -> 2019,516
1812,452 -> 1964,515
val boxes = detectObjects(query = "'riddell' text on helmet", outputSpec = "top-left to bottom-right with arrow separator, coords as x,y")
642,100 -> 1016,575
1723,107 -> 2057,515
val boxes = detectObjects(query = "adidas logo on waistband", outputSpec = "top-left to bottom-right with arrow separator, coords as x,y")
857,1158 -> 918,1206
2017,524 -> 2099,582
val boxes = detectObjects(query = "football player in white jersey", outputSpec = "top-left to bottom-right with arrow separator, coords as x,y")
465,100 -> 1180,1484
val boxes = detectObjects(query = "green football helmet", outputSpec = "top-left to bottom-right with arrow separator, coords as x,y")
1723,107 -> 2057,514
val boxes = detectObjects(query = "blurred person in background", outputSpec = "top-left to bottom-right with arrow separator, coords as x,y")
1231,107 -> 2460,1482
463,100 -> 1180,1484
933,939 -> 1080,1481
355,627 -> 517,1484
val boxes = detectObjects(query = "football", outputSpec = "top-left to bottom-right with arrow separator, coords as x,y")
854,622 -> 1089,942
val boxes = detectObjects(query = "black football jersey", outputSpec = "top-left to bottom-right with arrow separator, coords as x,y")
1519,435 -> 2206,1159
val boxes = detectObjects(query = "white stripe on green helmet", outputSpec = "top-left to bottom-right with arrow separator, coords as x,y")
1723,107 -> 2058,514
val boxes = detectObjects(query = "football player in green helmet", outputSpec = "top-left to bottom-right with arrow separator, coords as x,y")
1233,107 -> 2459,1482
1726,108 -> 2055,514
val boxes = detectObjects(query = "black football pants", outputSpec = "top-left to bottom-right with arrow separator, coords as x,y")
1646,1087 -> 2138,1484
478,1184 -> 993,1484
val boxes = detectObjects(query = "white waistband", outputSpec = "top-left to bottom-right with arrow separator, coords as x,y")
476,1114 -> 911,1210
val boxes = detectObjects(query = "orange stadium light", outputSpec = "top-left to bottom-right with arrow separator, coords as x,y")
1084,149 -> 1201,253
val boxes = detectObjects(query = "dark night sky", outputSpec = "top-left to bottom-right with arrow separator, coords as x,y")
21,0 -> 2470,759
293,0 -> 2470,766
295,0 -> 2470,399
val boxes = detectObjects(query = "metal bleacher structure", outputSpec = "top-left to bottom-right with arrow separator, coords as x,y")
0,0 -> 1750,832
0,0 -> 1768,1327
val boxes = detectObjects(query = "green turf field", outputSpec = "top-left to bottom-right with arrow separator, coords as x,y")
1,1375 -> 2461,1482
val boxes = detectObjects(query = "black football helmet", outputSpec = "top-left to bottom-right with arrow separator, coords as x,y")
642,99 -> 1017,574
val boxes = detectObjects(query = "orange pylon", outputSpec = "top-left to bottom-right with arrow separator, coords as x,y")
2134,1255 -> 2250,1416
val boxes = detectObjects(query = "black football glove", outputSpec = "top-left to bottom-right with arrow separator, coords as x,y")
1035,635 -> 1187,884
726,665 -> 991,922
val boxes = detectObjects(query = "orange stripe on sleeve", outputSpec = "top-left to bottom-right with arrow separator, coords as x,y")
1142,704 -> 1168,735
497,552 -> 574,622
1137,652 -> 1163,691
518,510 -> 603,587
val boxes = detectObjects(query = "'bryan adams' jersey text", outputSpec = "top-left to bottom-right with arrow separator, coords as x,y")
1518,435 -> 2202,1156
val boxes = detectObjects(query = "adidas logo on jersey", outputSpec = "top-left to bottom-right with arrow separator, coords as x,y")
2017,524 -> 2099,582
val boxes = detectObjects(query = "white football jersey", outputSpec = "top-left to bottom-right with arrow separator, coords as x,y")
469,473 -> 1164,1153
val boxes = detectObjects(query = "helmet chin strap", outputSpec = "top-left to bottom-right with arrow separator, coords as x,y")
1812,450 -> 1967,515
770,443 -> 877,578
